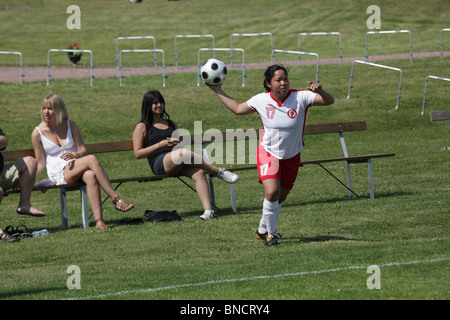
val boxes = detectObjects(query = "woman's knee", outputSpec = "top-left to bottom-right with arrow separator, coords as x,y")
173,147 -> 191,162
22,156 -> 37,172
191,168 -> 206,181
85,154 -> 100,166
263,182 -> 280,201
82,170 -> 98,185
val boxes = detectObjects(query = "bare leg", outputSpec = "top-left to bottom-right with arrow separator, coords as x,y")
278,187 -> 291,205
163,148 -> 220,177
180,166 -> 211,211
64,155 -> 133,212
16,156 -> 45,217
64,155 -> 118,198
263,178 -> 280,202
81,170 -> 107,229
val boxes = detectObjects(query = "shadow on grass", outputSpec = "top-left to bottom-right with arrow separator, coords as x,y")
283,190 -> 415,207
55,190 -> 413,228
0,286 -> 66,299
296,234 -> 378,243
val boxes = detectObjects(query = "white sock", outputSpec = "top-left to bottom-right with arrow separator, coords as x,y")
262,199 -> 279,236
258,218 -> 267,234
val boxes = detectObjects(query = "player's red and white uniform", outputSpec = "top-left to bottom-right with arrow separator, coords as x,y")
247,89 -> 316,189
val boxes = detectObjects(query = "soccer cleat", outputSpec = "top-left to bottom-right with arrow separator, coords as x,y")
264,234 -> 280,246
200,210 -> 214,220
255,229 -> 268,240
217,168 -> 239,184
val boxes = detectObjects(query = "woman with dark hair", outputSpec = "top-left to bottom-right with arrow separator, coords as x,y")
32,94 -> 134,229
205,64 -> 334,246
132,90 -> 238,220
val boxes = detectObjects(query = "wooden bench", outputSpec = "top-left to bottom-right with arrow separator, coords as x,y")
2,121 -> 395,228
2,137 -> 226,229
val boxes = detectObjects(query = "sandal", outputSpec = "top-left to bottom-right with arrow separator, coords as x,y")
0,232 -> 20,243
4,224 -> 33,239
112,196 -> 134,212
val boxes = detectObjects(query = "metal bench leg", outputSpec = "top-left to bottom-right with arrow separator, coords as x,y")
368,159 -> 375,199
317,163 -> 360,199
208,174 -> 216,211
345,161 -> 354,199
80,185 -> 89,228
339,132 -> 354,199
60,188 -> 68,229
230,183 -> 237,214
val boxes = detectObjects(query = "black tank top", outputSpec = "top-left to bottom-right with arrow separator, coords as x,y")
144,120 -> 176,172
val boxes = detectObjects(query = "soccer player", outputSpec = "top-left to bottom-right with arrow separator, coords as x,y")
205,64 -> 334,246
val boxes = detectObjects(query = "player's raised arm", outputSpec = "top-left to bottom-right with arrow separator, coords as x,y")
201,58 -> 254,115
205,83 -> 254,115
308,81 -> 335,106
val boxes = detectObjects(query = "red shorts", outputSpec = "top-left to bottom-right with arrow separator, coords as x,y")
256,144 -> 301,190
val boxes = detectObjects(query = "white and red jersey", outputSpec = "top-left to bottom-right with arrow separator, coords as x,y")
247,89 -> 316,159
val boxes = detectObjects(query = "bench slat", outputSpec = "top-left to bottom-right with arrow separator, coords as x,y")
226,153 -> 395,172
86,140 -> 133,154
3,149 -> 35,161
304,121 -> 367,134
2,121 -> 368,161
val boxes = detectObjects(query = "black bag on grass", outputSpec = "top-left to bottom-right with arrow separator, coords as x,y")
144,210 -> 182,222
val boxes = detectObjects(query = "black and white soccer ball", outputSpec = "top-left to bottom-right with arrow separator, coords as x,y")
201,58 -> 227,86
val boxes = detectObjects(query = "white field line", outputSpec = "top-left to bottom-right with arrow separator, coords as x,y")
65,257 -> 449,300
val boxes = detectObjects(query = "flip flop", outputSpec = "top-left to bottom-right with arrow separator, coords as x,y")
16,207 -> 46,217
4,224 -> 33,239
0,232 -> 20,243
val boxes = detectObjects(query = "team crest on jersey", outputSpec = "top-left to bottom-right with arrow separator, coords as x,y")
287,109 -> 297,119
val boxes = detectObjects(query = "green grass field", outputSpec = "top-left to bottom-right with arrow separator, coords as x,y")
0,0 -> 449,304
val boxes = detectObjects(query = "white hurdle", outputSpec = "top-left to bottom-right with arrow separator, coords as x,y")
230,32 -> 273,65
345,60 -> 403,112
175,34 -> 215,67
115,36 -> 157,68
298,32 -> 342,64
421,75 -> 450,115
119,49 -> 166,87
441,28 -> 450,62
198,48 -> 246,87
47,49 -> 94,87
272,49 -> 320,83
0,51 -> 24,84
365,30 -> 413,63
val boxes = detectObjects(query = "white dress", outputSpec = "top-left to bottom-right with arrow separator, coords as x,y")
36,119 -> 78,185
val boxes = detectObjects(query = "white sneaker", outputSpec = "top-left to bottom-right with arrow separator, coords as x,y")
217,168 -> 239,184
200,210 -> 214,220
